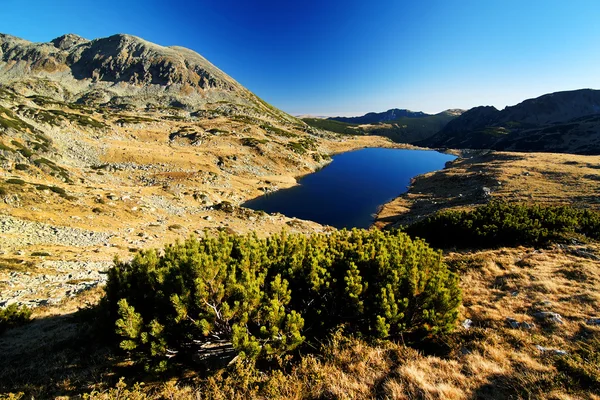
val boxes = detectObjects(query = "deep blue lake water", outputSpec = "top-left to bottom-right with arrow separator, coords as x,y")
243,148 -> 456,229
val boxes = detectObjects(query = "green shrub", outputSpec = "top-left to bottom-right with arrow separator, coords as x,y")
406,202 -> 600,249
286,142 -> 307,155
0,142 -> 14,152
31,251 -> 50,257
104,230 -> 460,372
241,137 -> 268,148
0,304 -> 32,334
0,106 -> 36,132
14,164 -> 29,171
554,332 -> 600,391
17,148 -> 33,158
5,178 -> 25,185
302,118 -> 362,135
49,186 -> 66,195
260,123 -> 296,138
286,138 -> 318,155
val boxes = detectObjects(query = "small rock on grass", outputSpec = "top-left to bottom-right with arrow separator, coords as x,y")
535,345 -> 567,356
533,311 -> 564,324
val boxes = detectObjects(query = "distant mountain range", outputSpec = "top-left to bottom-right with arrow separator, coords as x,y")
303,109 -> 464,144
419,89 -> 600,154
329,109 -> 429,124
304,89 -> 600,155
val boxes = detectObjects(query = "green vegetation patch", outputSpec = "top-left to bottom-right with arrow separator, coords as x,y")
302,118 -> 362,135
0,258 -> 34,272
49,186 -> 67,195
0,105 -> 36,132
114,115 -> 157,125
241,137 -> 268,147
554,331 -> 600,392
207,127 -> 228,134
33,158 -> 71,182
5,178 -> 26,185
0,304 -> 32,334
287,138 -> 318,155
48,109 -> 107,129
406,202 -> 600,249
0,142 -> 14,152
27,94 -> 62,107
104,229 -> 460,372
260,123 -> 297,138
31,251 -> 51,257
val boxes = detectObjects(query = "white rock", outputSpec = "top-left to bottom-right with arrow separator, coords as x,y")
462,319 -> 473,329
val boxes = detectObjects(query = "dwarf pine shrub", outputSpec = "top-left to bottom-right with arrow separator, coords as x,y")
0,304 -> 32,334
406,202 -> 600,249
104,229 -> 460,372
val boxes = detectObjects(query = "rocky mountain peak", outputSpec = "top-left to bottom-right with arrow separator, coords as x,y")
50,33 -> 88,50
0,32 -> 272,111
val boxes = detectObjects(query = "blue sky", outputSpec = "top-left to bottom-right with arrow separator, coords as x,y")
2,0 -> 600,116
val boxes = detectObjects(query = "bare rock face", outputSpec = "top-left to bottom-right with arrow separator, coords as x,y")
66,34 -> 236,90
51,34 -> 89,50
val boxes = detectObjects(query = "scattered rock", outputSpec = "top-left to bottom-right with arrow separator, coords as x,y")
535,345 -> 567,356
506,317 -> 520,329
462,319 -> 473,329
0,215 -> 112,247
533,311 -> 564,324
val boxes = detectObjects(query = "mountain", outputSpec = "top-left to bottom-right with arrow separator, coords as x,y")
329,108 -> 428,124
420,89 -> 600,154
303,109 -> 462,144
0,32 -> 295,123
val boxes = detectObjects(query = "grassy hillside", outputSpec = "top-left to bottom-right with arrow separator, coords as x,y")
362,113 -> 457,143
301,117 -> 363,135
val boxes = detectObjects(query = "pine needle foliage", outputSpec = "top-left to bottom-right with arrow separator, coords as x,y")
406,202 -> 600,249
104,229 -> 460,372
0,304 -> 32,334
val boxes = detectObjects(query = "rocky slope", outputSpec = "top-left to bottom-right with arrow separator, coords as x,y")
420,89 -> 600,154
0,32 -> 395,308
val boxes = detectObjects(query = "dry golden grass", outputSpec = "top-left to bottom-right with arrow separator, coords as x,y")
376,150 -> 600,228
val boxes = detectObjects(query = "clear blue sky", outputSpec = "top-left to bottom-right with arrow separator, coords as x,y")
2,0 -> 600,116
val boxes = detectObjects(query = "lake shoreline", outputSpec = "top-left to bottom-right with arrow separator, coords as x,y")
244,147 -> 456,229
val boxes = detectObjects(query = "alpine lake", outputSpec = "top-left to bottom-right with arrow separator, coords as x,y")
243,148 -> 456,229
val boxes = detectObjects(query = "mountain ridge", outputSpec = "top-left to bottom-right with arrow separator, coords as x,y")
420,88 -> 600,154
329,108 -> 429,124
303,108 -> 463,144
